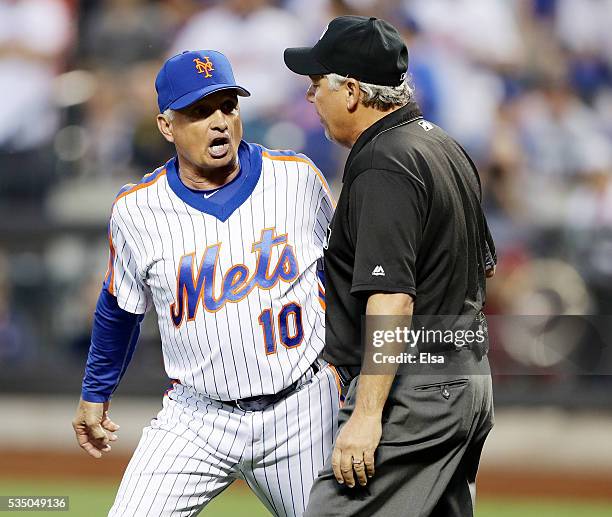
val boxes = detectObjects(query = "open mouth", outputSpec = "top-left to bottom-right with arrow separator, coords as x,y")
208,136 -> 230,159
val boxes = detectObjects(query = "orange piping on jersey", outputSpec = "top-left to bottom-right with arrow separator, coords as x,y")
261,151 -> 336,208
103,236 -> 111,285
164,379 -> 180,397
105,168 -> 166,293
104,230 -> 116,296
327,364 -> 343,405
318,299 -> 326,311
113,169 -> 167,205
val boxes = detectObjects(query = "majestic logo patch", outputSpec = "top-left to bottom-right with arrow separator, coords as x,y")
372,265 -> 385,276
323,224 -> 332,250
418,120 -> 434,132
194,56 -> 214,78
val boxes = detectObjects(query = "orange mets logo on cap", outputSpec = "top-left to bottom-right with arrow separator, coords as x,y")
193,56 -> 214,78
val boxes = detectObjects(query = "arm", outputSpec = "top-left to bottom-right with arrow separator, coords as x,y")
72,288 -> 143,458
331,292 -> 414,488
331,169 -> 424,487
352,293 -> 414,416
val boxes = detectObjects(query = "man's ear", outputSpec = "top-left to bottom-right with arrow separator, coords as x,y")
345,79 -> 361,112
156,114 -> 175,143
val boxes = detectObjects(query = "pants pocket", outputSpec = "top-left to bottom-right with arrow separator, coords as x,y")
413,379 -> 469,399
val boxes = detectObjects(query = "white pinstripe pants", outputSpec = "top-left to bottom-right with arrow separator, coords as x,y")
108,365 -> 341,517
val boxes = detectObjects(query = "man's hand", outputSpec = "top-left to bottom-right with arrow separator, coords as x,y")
331,412 -> 382,488
72,398 -> 119,459
331,292 -> 412,488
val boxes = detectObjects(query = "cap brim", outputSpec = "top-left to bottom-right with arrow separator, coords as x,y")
168,84 -> 250,111
284,47 -> 329,76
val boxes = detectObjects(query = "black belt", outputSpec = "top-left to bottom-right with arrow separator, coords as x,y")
224,362 -> 320,412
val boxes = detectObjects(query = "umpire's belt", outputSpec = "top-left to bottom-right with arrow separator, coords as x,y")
224,362 -> 320,412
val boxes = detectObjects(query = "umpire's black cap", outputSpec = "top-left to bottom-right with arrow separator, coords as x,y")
284,16 -> 408,87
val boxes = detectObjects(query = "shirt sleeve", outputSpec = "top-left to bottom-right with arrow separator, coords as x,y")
308,161 -> 334,307
313,186 -> 334,250
81,289 -> 144,403
102,205 -> 152,314
348,169 -> 427,297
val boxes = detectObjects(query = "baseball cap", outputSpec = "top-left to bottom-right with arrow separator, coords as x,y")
284,16 -> 408,87
155,50 -> 250,113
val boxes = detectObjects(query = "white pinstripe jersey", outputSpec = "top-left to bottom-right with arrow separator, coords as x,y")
103,141 -> 334,401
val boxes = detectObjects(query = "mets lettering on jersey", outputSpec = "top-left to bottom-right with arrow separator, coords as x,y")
170,228 -> 299,325
103,141 -> 334,401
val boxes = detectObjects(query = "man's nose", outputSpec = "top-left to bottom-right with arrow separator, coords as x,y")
211,109 -> 229,131
305,85 -> 315,103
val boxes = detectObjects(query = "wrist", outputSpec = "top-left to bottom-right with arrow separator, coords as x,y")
352,405 -> 384,419
81,390 -> 110,403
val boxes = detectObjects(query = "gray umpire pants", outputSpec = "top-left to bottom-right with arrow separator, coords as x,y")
304,351 -> 494,517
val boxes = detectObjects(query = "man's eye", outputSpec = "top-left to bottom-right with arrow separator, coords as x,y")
223,101 -> 237,113
192,107 -> 209,117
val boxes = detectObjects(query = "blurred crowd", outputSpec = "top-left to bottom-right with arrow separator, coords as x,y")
1,0 -> 612,399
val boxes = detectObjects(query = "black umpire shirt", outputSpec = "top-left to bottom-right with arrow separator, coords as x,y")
323,101 -> 496,367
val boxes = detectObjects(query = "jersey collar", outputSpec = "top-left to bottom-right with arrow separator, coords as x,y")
343,100 -> 423,182
166,140 -> 263,222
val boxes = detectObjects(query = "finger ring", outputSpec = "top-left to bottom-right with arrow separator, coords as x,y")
352,459 -> 363,465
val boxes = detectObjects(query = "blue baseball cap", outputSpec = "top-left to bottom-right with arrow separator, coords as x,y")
155,50 -> 250,113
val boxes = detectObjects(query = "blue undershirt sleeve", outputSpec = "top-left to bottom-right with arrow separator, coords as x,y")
81,288 -> 144,403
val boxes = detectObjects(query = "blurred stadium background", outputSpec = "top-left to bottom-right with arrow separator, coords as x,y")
1,0 -> 612,515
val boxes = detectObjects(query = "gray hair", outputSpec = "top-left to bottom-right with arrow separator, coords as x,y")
326,73 -> 414,111
162,108 -> 175,120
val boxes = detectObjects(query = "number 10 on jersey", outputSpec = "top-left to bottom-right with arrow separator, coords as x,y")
258,302 -> 304,354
